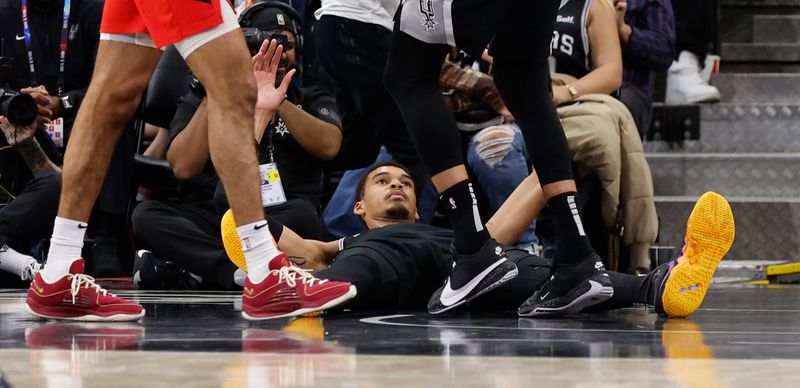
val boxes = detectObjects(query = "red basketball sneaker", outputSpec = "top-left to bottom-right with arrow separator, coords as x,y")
242,262 -> 356,321
25,259 -> 145,321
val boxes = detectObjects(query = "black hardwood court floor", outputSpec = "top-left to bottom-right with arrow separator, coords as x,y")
1,284 -> 799,387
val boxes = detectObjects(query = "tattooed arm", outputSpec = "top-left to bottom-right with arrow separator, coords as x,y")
0,116 -> 61,176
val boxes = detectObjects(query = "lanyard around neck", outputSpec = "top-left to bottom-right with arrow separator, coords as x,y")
21,0 -> 71,91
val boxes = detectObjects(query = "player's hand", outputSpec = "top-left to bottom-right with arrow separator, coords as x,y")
0,115 -> 37,146
20,86 -> 62,119
252,39 -> 296,113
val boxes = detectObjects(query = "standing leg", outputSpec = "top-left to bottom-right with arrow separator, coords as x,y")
490,0 -> 613,317
385,8 -> 518,312
26,40 -> 161,321
39,41 -> 162,282
182,17 -> 355,319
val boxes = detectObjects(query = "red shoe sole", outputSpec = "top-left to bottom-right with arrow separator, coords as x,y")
242,285 -> 357,321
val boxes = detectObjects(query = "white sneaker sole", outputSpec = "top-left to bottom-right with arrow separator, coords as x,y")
25,303 -> 146,322
430,266 -> 519,315
520,280 -> 613,317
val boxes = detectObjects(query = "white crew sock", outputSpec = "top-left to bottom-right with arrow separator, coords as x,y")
40,217 -> 86,283
0,245 -> 37,280
237,220 -> 282,284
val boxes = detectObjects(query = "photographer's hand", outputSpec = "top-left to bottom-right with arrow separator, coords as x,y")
20,86 -> 63,120
0,115 -> 60,176
0,115 -> 36,145
252,39 -> 296,141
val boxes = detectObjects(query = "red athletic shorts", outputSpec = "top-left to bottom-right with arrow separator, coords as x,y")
100,0 -> 226,48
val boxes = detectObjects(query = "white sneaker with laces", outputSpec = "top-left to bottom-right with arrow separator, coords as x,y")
666,51 -> 721,105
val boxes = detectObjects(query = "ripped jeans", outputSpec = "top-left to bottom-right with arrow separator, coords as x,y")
466,124 -> 539,247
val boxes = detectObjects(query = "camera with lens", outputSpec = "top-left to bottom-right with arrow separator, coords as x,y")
0,54 -> 37,127
241,28 -> 289,53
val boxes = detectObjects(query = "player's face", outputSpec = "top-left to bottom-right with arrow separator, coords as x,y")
356,166 -> 418,223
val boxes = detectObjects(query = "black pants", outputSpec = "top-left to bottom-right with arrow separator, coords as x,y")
132,200 -> 239,289
96,124 -> 137,215
618,83 -> 653,139
0,172 -> 61,251
316,16 -> 430,186
671,0 -> 717,62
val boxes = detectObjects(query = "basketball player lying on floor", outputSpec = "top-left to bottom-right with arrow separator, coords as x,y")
224,161 -> 735,318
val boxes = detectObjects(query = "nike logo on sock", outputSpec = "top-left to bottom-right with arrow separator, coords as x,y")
77,223 -> 88,229
16,35 -> 25,41
254,223 -> 267,231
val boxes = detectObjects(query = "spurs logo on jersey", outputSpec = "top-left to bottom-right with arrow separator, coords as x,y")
275,118 -> 290,136
419,0 -> 437,31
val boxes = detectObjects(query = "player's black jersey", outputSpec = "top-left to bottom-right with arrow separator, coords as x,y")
551,0 -> 592,79
340,223 -> 454,280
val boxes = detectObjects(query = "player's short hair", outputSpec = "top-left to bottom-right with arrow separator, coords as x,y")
354,160 -> 414,202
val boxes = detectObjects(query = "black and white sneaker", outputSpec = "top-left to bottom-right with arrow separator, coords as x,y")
133,250 -> 201,290
518,253 -> 613,317
428,239 -> 519,314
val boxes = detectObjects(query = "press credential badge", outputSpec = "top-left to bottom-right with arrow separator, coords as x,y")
259,163 -> 287,207
45,118 -> 64,148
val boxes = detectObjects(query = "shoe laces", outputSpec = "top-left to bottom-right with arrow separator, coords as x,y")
68,273 -> 112,304
276,266 -> 328,288
20,261 -> 42,282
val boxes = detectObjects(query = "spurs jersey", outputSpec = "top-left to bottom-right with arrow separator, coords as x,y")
551,0 -> 592,79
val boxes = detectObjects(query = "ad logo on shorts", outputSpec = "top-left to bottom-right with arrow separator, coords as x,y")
419,0 -> 437,31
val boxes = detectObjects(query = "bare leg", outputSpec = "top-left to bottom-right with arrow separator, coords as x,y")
58,41 -> 162,221
31,41 -> 160,321
487,171 -> 546,245
185,29 -> 263,226
40,40 -> 161,282
184,29 -> 285,286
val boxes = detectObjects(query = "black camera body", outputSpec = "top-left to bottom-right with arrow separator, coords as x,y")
0,88 -> 37,127
0,55 -> 37,127
242,28 -> 289,53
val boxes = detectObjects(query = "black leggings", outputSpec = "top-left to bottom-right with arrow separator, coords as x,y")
384,1 -> 573,185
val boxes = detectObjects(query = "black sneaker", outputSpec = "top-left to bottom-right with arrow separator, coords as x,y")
88,237 -> 127,277
518,253 -> 613,317
133,250 -> 201,290
428,239 -> 519,314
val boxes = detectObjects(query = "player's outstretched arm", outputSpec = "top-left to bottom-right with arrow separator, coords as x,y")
274,226 -> 335,271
